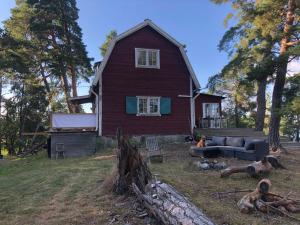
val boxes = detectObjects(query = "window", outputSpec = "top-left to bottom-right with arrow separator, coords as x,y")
135,48 -> 160,68
203,103 -> 220,118
137,97 -> 160,115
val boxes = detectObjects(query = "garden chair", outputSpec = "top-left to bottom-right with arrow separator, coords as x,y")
55,143 -> 65,159
145,137 -> 164,163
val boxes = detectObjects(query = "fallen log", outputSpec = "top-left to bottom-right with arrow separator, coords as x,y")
132,182 -> 216,225
221,155 -> 285,178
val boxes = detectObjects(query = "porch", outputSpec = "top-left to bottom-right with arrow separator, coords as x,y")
198,117 -> 228,128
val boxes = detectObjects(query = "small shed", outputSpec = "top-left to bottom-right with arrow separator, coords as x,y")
49,113 -> 97,158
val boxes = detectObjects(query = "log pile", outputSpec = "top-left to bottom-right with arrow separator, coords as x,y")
221,155 -> 285,178
132,182 -> 216,225
237,179 -> 300,221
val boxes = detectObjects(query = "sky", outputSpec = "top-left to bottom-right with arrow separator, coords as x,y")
0,0 -> 235,95
1,0 -> 298,111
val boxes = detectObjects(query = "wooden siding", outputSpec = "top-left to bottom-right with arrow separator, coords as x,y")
195,94 -> 222,127
101,26 -> 191,136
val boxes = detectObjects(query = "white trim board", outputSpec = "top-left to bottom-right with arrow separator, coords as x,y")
92,19 -> 200,89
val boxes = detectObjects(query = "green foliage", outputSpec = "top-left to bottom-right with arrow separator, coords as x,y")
210,0 -> 300,135
281,74 -> 300,140
100,30 -> 117,57
0,0 -> 93,154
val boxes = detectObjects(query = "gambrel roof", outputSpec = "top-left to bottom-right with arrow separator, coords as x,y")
92,19 -> 200,89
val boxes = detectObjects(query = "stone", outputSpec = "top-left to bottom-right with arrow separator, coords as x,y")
199,163 -> 210,170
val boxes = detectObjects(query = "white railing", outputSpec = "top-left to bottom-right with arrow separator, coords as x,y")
51,113 -> 97,130
199,117 -> 228,128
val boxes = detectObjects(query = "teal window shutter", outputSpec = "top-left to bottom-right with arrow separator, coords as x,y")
126,96 -> 137,114
160,97 -> 171,114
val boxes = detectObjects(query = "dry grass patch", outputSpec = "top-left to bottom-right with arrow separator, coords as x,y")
1,144 -> 299,225
150,144 -> 300,225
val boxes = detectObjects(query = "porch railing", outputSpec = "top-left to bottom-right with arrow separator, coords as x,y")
199,117 -> 228,128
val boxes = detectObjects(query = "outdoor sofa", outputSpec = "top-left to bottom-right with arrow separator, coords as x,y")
190,136 -> 269,161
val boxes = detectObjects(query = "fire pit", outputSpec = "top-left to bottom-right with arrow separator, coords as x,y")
193,159 -> 227,170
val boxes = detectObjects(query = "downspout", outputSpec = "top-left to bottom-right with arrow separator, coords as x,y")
91,66 -> 102,136
190,78 -> 201,134
192,92 -> 200,127
91,89 -> 99,133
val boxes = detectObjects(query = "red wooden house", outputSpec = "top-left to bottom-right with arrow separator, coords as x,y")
68,20 -> 224,136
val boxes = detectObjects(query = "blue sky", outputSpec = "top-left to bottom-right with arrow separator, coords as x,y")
0,0 -> 235,94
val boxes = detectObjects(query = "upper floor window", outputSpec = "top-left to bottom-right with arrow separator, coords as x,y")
135,48 -> 160,69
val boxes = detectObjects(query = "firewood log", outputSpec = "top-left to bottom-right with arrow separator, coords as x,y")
238,179 -> 300,219
237,179 -> 272,213
221,155 -> 284,178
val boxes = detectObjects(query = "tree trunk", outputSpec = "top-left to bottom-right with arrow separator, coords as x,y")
255,77 -> 267,131
221,155 -> 285,178
59,0 -> 80,113
234,94 -> 239,128
50,31 -> 74,113
269,0 -> 297,149
0,77 -> 2,155
296,115 -> 300,142
113,128 -> 152,195
0,77 -> 2,115
70,65 -> 80,113
60,74 -> 74,113
132,182 -> 216,225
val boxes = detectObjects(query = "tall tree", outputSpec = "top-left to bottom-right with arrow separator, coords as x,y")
281,74 -> 300,142
27,0 -> 93,112
212,0 -> 276,131
211,0 -> 299,148
268,0 -> 299,148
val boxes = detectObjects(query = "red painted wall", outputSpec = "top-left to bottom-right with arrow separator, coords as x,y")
101,26 -> 192,136
195,94 -> 222,127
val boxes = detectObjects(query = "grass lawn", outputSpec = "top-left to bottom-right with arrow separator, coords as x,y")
0,144 -> 299,225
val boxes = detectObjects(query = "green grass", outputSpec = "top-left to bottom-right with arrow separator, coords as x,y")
0,144 -> 299,225
0,150 -> 116,225
150,145 -> 300,225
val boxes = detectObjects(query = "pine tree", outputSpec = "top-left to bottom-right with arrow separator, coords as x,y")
211,0 -> 299,148
28,0 -> 93,113
100,30 -> 117,57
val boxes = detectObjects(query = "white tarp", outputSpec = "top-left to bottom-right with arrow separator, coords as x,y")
52,113 -> 96,128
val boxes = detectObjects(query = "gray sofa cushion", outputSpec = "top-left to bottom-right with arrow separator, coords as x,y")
212,136 -> 226,146
206,140 -> 217,146
226,137 -> 244,147
244,138 -> 265,150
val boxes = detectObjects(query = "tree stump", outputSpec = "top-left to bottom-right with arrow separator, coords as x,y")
113,128 -> 152,194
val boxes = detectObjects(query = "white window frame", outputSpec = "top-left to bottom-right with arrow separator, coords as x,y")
135,48 -> 160,69
203,103 -> 220,118
137,96 -> 161,116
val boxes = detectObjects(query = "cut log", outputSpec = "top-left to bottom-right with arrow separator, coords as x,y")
237,179 -> 300,220
221,155 -> 284,178
132,182 -> 216,225
237,179 -> 272,213
113,128 -> 152,194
